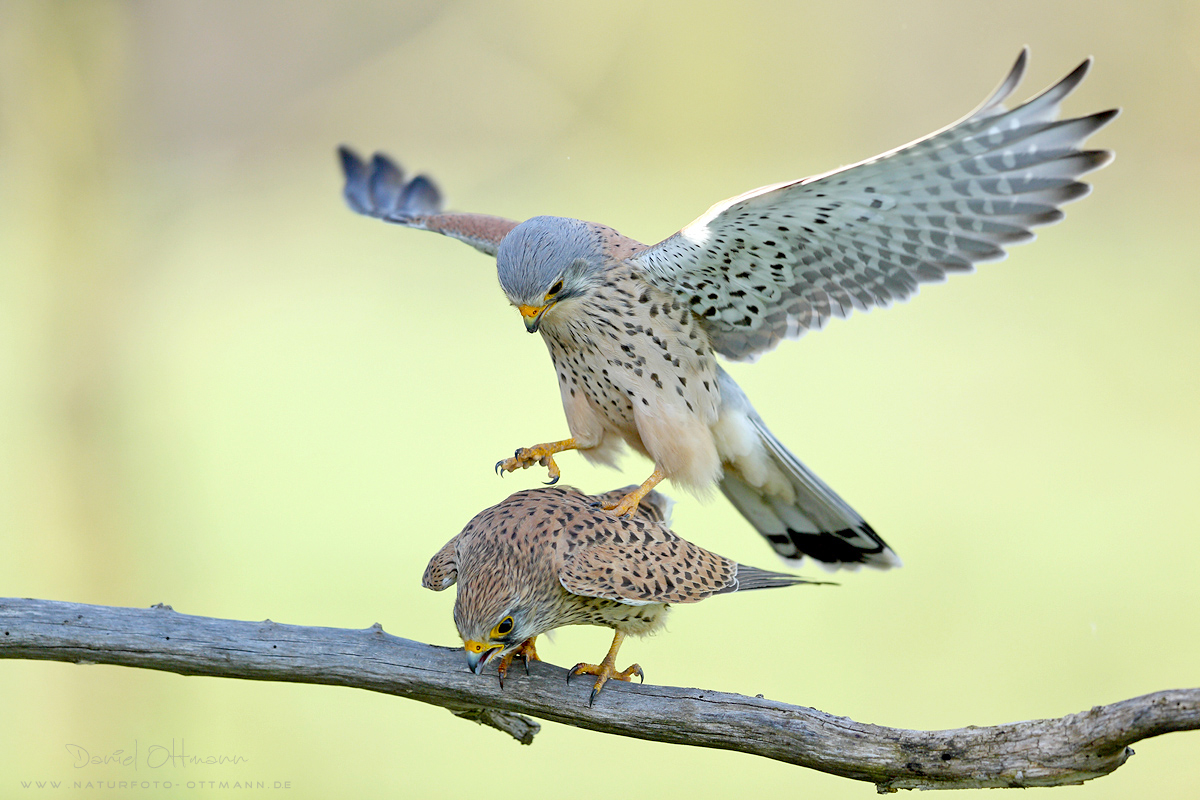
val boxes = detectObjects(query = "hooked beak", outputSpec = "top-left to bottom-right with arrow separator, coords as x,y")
464,640 -> 503,674
517,303 -> 550,333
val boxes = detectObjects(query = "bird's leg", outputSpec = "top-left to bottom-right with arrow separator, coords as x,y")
495,438 -> 578,485
567,631 -> 643,706
513,636 -> 541,676
603,466 -> 667,517
496,636 -> 541,687
516,636 -> 541,665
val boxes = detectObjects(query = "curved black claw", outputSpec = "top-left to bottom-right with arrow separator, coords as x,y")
632,665 -> 645,684
543,473 -> 560,486
588,687 -> 601,707
495,460 -> 506,477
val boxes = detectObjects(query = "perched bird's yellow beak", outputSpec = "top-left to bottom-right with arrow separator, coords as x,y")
517,304 -> 550,333
464,640 -> 503,674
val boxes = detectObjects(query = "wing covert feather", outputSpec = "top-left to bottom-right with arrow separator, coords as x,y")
558,525 -> 736,605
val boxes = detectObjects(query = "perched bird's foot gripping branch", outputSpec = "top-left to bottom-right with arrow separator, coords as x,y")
566,631 -> 645,706
496,637 -> 542,687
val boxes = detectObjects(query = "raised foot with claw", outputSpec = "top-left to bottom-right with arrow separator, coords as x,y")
494,438 -> 579,486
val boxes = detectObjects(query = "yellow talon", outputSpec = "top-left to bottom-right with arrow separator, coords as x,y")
566,631 -> 643,705
601,466 -> 667,518
496,637 -> 542,687
495,438 -> 579,485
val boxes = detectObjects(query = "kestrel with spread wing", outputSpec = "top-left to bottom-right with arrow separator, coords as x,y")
423,486 -> 829,704
345,51 -> 1117,570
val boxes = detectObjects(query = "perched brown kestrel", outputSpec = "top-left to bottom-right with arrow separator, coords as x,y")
345,51 -> 1117,570
423,486 -> 829,704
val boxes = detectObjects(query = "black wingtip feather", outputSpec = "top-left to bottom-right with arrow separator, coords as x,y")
1030,56 -> 1092,113
1058,56 -> 1094,97
975,48 -> 1029,117
1072,149 -> 1117,174
1051,181 -> 1094,205
1027,208 -> 1067,227
1090,107 -> 1122,130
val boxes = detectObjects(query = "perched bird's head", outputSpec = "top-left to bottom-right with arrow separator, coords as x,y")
450,533 -> 545,674
496,216 -> 606,333
453,585 -> 537,675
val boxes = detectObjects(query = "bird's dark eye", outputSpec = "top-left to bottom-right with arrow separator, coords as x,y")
493,617 -> 514,637
548,279 -> 564,296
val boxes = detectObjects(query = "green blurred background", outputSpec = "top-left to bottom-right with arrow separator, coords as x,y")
2,0 -> 1197,797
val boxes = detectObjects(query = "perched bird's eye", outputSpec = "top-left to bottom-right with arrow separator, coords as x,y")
547,279 -> 564,298
492,616 -> 514,638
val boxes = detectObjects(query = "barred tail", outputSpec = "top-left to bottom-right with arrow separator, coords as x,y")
715,371 -> 900,571
725,564 -> 836,592
723,417 -> 900,570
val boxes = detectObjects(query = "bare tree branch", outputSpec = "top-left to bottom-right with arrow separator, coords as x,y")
2,598 -> 1195,791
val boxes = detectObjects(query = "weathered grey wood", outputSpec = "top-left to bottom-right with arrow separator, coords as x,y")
1,598 -> 1195,791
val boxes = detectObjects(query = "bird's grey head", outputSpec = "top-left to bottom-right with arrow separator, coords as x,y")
496,216 -> 606,333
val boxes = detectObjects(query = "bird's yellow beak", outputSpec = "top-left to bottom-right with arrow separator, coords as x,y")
464,640 -> 503,674
517,303 -> 549,334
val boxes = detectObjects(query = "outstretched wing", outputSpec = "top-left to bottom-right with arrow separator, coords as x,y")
630,50 -> 1119,361
338,147 -> 520,257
